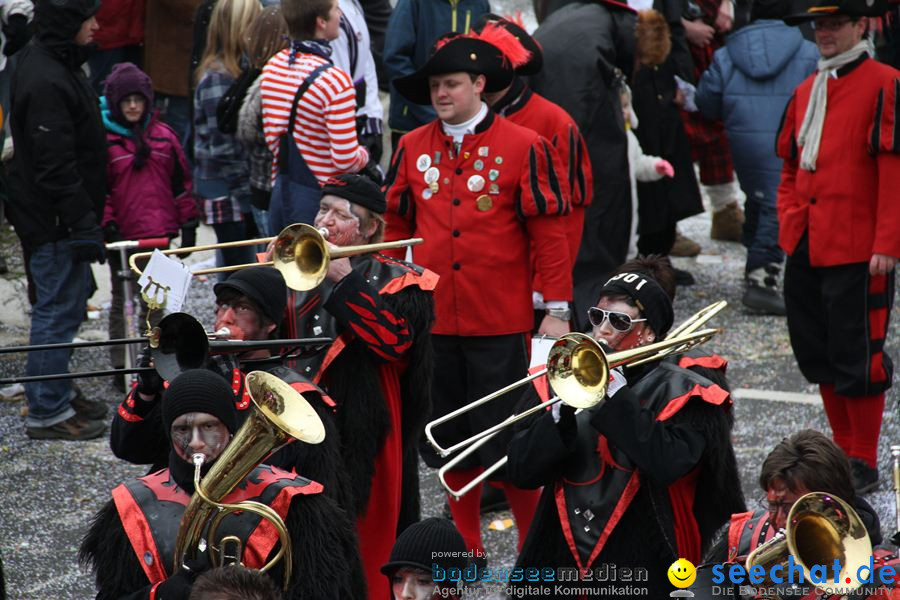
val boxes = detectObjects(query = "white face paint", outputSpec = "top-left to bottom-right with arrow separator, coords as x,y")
391,568 -> 437,600
170,412 -> 232,464
314,196 -> 365,247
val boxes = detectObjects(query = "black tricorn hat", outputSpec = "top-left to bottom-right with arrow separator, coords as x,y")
393,35 -> 516,105
472,14 -> 543,76
783,0 -> 887,25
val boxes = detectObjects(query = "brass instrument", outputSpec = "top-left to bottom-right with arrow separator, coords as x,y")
128,223 -> 424,291
0,312 -> 331,384
173,370 -> 326,589
434,301 -> 726,499
745,492 -> 871,599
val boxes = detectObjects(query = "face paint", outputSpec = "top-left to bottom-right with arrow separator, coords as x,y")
314,197 -> 365,247
391,568 -> 437,600
170,412 -> 232,464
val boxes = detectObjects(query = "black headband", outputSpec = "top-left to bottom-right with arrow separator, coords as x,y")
598,272 -> 674,338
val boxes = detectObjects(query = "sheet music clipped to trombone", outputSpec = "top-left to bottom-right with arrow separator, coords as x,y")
137,249 -> 193,313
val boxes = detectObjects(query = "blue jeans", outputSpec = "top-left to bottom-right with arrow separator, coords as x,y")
212,221 -> 256,282
743,190 -> 784,272
24,241 -> 94,427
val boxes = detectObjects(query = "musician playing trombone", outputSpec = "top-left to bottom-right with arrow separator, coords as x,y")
109,267 -> 351,512
80,369 -> 365,599
283,173 -> 438,599
506,256 -> 744,598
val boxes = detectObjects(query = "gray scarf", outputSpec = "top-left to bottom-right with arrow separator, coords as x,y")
797,38 -> 872,171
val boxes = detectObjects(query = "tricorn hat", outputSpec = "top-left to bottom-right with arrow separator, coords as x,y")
783,0 -> 886,25
472,14 -> 543,76
393,34 -> 516,105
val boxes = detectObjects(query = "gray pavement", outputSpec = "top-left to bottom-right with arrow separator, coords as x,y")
0,208 -> 897,599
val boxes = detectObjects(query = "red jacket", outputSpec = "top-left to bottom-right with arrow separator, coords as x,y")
496,83 -> 594,295
384,110 -> 572,336
776,58 -> 900,266
94,0 -> 145,49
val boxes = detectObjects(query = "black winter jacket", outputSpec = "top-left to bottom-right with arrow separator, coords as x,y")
7,22 -> 106,248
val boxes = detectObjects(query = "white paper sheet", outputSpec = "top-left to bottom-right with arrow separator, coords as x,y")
136,249 -> 193,313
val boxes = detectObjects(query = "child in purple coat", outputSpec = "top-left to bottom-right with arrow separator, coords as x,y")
101,62 -> 198,386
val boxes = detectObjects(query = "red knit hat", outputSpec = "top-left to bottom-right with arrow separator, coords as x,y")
103,62 -> 155,125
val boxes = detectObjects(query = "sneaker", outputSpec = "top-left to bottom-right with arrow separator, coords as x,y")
849,457 -> 879,494
70,387 -> 108,420
743,264 -> 786,316
670,231 -> 701,257
26,414 -> 107,441
710,202 -> 745,242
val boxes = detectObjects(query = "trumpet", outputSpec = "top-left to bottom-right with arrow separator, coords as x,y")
129,223 -> 424,291
174,371 -> 326,589
0,312 -> 332,384
745,492 -> 871,599
433,301 -> 726,499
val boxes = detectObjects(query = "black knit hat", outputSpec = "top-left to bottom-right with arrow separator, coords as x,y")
321,173 -> 386,214
473,14 -> 543,76
393,36 -> 516,105
381,518 -> 468,575
213,266 -> 287,326
783,0 -> 886,24
597,272 -> 674,338
162,369 -> 238,437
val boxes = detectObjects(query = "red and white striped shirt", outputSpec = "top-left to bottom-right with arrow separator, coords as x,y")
260,49 -> 369,183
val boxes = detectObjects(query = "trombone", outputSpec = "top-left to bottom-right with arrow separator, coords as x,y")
0,312 -> 332,384
129,223 -> 424,291
431,301 -> 727,499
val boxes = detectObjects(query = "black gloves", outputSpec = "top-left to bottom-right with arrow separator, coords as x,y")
180,220 -> 198,249
3,14 -> 31,57
135,346 -> 164,397
358,130 -> 384,166
154,548 -> 209,600
69,213 -> 106,264
102,221 -> 122,244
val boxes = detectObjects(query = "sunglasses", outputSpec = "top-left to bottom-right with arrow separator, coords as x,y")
587,307 -> 646,332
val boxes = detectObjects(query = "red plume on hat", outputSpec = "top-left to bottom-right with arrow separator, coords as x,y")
468,22 -> 532,69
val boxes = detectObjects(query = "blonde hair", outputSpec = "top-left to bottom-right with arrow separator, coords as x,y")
195,0 -> 263,83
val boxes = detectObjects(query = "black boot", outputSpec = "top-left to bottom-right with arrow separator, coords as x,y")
742,264 -> 786,315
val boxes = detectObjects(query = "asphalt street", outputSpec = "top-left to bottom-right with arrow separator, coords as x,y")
0,208 -> 897,599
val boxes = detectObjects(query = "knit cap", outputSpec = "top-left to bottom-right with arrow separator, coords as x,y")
103,62 -> 155,125
321,174 -> 387,215
381,518 -> 468,575
162,369 -> 238,437
213,267 -> 288,327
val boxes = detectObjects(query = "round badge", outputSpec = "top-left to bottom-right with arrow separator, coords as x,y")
423,188 -> 433,200
474,159 -> 484,171
495,156 -> 503,165
424,167 -> 440,184
476,195 -> 493,211
488,169 -> 500,181
467,175 -> 485,192
416,154 -> 432,172
429,182 -> 439,193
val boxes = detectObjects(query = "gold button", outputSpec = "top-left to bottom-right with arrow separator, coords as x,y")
470,53 -> 477,60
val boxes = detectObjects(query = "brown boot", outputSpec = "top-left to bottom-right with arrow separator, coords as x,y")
670,231 -> 701,257
710,202 -> 745,242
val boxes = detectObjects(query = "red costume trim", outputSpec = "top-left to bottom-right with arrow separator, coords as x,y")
112,484 -> 169,583
290,380 -> 336,408
656,383 -> 731,422
242,477 -> 323,568
726,511 -> 755,561
118,404 -> 143,423
678,354 -> 728,372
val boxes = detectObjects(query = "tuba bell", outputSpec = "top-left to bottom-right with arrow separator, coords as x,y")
172,371 -> 326,589
745,492 -> 872,599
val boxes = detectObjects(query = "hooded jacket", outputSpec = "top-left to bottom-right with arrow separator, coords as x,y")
7,0 -> 107,249
696,20 -> 818,207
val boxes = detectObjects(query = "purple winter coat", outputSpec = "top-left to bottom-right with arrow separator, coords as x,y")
102,112 -> 197,240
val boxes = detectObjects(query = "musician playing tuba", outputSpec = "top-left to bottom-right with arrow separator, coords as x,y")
698,429 -> 898,599
507,255 -> 745,598
110,267 -> 351,513
80,369 -> 365,599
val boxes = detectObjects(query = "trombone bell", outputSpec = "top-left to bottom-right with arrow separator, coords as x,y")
547,333 -> 609,409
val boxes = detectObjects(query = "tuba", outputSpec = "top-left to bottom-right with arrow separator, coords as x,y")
745,492 -> 872,599
172,371 -> 326,589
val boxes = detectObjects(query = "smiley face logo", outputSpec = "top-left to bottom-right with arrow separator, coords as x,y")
667,558 -> 696,588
